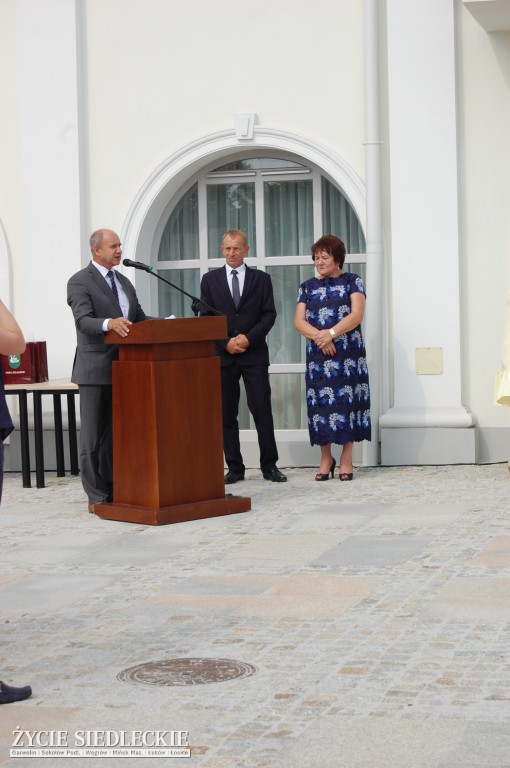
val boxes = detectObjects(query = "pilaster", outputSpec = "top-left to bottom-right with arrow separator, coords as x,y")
381,0 -> 477,464
16,0 -> 85,377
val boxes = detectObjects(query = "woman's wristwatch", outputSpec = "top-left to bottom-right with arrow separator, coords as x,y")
329,328 -> 336,338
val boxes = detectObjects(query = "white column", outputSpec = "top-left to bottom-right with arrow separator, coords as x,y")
380,0 -> 476,464
363,0 -> 384,466
16,0 -> 85,378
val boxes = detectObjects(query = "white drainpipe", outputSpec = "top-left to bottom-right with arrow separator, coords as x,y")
362,0 -> 384,466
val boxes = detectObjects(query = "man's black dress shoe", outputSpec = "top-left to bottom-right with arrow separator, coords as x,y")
0,681 -> 32,704
224,470 -> 245,484
262,467 -> 287,483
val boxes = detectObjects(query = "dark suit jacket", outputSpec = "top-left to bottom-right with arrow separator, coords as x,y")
67,262 -> 146,385
200,264 -> 277,368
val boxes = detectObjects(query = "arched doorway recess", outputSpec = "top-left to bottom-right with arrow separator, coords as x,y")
121,128 -> 370,467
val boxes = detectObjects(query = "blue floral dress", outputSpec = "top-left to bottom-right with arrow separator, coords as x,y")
297,272 -> 371,446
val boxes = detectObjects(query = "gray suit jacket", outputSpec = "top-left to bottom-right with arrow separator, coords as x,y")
67,262 -> 147,385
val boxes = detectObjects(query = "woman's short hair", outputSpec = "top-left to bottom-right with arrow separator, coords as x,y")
311,235 -> 346,268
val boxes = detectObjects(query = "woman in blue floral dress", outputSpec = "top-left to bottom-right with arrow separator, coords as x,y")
294,235 -> 371,481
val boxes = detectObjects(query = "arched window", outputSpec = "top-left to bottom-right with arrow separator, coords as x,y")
156,153 -> 366,430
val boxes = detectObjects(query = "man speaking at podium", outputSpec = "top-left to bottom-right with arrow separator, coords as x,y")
200,229 -> 286,485
67,229 -> 147,512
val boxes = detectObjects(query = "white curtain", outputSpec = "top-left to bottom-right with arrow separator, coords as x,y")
157,269 -> 200,319
206,183 -> 256,258
322,178 -> 366,253
264,180 -> 313,256
158,183 -> 199,261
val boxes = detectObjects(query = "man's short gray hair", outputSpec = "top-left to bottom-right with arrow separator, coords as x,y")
89,230 -> 104,252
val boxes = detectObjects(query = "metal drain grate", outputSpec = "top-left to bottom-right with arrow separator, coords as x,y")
117,657 -> 257,687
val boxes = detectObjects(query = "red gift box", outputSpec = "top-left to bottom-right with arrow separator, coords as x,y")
33,341 -> 48,382
2,341 -> 49,383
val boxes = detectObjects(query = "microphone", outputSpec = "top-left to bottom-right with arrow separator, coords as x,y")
123,258 -> 153,272
122,258 -> 222,317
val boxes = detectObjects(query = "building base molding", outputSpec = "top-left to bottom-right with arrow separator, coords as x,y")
381,426 -> 477,465
238,431 -> 366,469
380,406 -> 478,465
472,427 -> 510,464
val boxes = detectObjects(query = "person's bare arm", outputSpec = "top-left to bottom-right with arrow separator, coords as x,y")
0,300 -> 26,355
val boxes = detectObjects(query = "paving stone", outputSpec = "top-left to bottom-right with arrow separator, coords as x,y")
0,464 -> 509,767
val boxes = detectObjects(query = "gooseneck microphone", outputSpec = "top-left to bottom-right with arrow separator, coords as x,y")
122,258 -> 153,272
122,258 -> 221,317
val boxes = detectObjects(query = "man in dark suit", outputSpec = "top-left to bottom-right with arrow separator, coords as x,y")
200,229 -> 286,484
67,229 -> 147,510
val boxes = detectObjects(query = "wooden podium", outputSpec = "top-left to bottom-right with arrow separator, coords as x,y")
91,317 -> 251,525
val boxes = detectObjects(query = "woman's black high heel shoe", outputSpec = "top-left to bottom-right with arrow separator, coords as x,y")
315,458 -> 336,481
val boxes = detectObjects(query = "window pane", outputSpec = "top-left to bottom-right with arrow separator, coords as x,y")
344,261 -> 367,334
157,269 -> 200,319
238,373 -> 308,430
158,183 -> 199,261
344,261 -> 366,285
322,177 -> 366,253
271,373 -> 308,429
264,180 -> 313,256
213,158 -> 306,172
207,183 -> 256,258
267,265 -> 315,364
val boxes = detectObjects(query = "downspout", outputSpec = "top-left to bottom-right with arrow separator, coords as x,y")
362,0 -> 384,466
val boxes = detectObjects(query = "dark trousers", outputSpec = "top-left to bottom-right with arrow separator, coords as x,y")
78,384 -> 113,503
221,361 -> 278,474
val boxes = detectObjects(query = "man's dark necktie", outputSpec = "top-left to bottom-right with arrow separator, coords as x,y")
231,270 -> 241,308
107,270 -> 119,302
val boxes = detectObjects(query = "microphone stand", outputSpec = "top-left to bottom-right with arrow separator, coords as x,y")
126,264 -> 221,317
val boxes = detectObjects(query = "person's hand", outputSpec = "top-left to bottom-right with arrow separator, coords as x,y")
313,329 -> 336,351
320,341 -> 337,356
108,317 -> 133,337
235,334 -> 250,350
226,336 -> 247,355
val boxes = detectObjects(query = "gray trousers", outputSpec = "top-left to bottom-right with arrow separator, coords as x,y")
78,384 -> 113,503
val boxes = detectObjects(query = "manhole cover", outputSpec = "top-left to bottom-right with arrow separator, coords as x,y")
117,657 -> 257,687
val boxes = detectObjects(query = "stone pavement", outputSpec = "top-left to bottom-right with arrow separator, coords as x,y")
0,463 -> 509,768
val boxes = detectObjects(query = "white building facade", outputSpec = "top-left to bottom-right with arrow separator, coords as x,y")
1,0 -> 509,467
